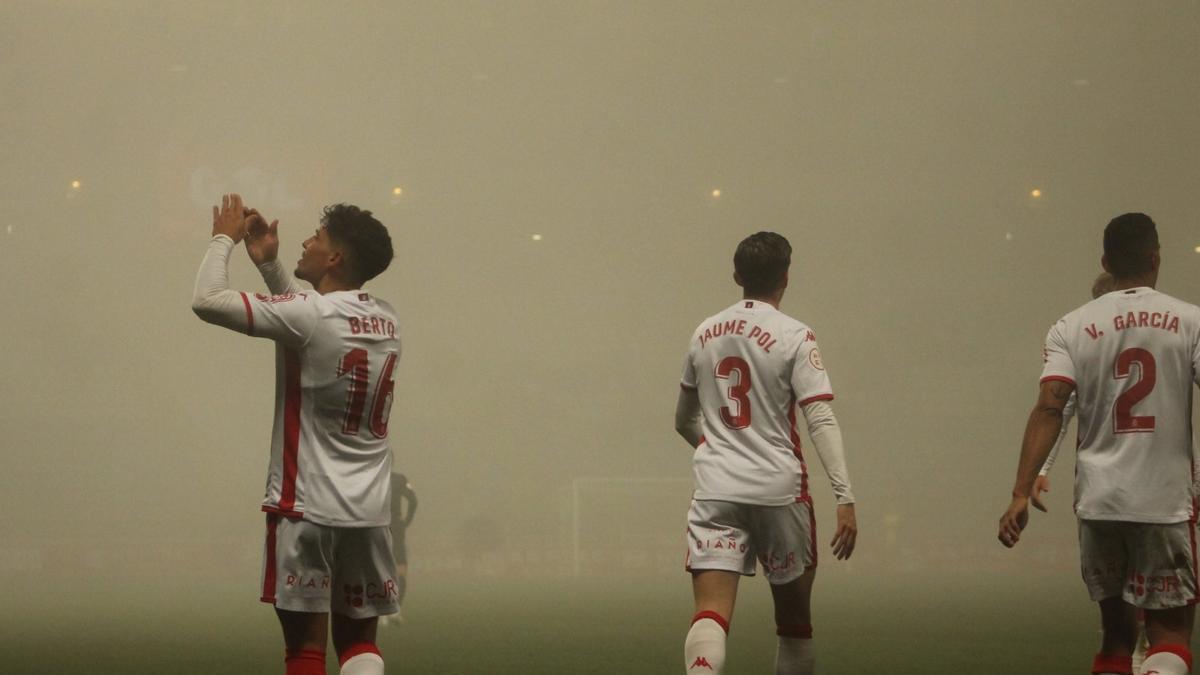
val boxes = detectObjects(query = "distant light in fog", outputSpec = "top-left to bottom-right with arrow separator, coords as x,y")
5,225 -> 11,235
1193,245 -> 1200,254
1005,232 -> 1014,241
1030,188 -> 1042,198
392,187 -> 403,196
711,189 -> 721,198
71,180 -> 81,189
532,234 -> 543,241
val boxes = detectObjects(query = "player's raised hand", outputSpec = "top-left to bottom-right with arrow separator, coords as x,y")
211,193 -> 248,243
831,503 -> 857,560
1030,475 -> 1051,512
997,496 -> 1029,548
243,207 -> 280,265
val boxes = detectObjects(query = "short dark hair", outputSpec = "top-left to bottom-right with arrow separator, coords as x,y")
1103,213 -> 1158,279
734,232 -> 791,296
321,203 -> 393,284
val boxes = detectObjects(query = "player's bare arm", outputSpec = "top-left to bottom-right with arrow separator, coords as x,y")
800,399 -> 857,560
674,387 -> 703,448
998,378 -> 1074,547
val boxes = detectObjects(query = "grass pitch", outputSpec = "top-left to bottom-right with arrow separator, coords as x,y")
1,568 -> 1157,673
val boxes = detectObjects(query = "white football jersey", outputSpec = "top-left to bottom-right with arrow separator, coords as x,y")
241,288 -> 401,527
681,300 -> 833,506
1040,287 -> 1200,523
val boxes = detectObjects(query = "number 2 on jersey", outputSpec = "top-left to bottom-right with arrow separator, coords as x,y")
715,356 -> 752,429
337,348 -> 398,438
1113,347 -> 1156,433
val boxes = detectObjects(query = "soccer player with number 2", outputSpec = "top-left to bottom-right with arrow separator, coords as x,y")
193,193 -> 401,675
999,213 -> 1200,675
675,232 -> 857,675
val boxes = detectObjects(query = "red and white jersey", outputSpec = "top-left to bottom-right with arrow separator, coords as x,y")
1040,287 -> 1200,523
243,289 -> 401,527
681,300 -> 833,506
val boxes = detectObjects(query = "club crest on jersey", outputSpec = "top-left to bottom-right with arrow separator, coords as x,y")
808,348 -> 824,370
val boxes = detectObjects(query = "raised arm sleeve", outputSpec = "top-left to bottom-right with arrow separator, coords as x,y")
800,399 -> 855,505
256,259 -> 303,296
192,235 -> 319,346
192,235 -> 254,334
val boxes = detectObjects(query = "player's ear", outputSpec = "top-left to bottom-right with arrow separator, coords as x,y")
1150,248 -> 1161,272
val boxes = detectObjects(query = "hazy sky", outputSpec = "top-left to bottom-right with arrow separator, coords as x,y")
2,1 -> 1199,576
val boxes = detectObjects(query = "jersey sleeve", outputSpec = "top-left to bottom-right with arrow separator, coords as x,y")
1039,320 -> 1075,386
240,291 -> 321,347
256,259 -> 304,296
790,329 -> 834,406
680,337 -> 698,390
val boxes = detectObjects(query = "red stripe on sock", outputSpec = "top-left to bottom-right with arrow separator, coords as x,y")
338,642 -> 382,667
776,623 -> 813,639
285,649 -> 326,675
1091,652 -> 1132,675
1147,644 -> 1193,670
692,610 -> 729,634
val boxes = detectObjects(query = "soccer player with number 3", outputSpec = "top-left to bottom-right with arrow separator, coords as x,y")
193,194 -> 400,675
675,232 -> 857,675
999,213 -> 1200,675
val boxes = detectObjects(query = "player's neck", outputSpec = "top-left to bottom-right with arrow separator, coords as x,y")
315,275 -> 360,295
742,293 -> 782,309
1112,274 -> 1156,292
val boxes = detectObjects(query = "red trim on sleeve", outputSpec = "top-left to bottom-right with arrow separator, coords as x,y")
260,513 -> 278,603
1146,644 -> 1192,670
239,292 -> 255,336
279,348 -> 302,513
797,393 -> 834,408
692,610 -> 730,634
338,642 -> 382,667
1039,375 -> 1076,387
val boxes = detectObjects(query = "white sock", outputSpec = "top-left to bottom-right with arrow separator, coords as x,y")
340,651 -> 384,675
775,636 -> 814,675
1141,646 -> 1191,675
685,617 -> 727,673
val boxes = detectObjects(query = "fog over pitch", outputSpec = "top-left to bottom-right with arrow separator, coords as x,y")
1,0 -> 1199,613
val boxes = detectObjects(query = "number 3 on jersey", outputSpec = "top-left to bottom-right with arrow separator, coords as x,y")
338,348 -> 398,438
715,356 -> 752,429
1113,347 -> 1156,433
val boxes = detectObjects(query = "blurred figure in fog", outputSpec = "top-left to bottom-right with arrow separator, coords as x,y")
379,472 -> 417,626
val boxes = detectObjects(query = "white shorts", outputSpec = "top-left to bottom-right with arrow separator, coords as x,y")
685,499 -> 816,586
260,513 -> 400,618
1078,519 -> 1199,610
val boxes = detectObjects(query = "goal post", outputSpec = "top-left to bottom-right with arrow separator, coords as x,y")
569,477 -> 694,577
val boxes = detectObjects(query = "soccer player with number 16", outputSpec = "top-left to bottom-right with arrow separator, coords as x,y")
193,194 -> 401,675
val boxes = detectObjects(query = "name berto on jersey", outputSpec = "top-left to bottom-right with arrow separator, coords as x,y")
698,319 -> 778,352
348,315 -> 396,338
